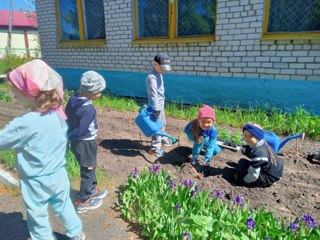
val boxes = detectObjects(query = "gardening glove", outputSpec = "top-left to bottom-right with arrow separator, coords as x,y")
241,145 -> 251,156
150,110 -> 160,121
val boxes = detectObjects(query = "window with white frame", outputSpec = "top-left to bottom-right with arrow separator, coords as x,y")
263,0 -> 320,38
134,0 -> 216,41
55,0 -> 106,43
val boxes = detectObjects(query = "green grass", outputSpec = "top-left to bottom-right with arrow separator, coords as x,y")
94,93 -> 320,141
2,87 -> 320,141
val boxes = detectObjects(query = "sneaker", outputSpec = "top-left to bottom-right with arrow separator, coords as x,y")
91,187 -> 108,200
71,231 -> 86,240
190,157 -> 199,166
154,149 -> 166,157
75,197 -> 103,213
162,139 -> 172,147
203,161 -> 210,166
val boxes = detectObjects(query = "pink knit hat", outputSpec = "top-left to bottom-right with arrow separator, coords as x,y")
197,104 -> 215,121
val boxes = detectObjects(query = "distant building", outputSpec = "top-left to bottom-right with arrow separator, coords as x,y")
0,9 -> 40,58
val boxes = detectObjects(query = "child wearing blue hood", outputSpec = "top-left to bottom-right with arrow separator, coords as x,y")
235,123 -> 283,187
66,71 -> 108,213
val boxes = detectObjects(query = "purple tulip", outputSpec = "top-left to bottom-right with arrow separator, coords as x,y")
213,189 -> 223,199
169,179 -> 176,188
183,180 -> 194,187
148,165 -> 160,174
130,167 -> 139,178
175,203 -> 181,211
288,221 -> 299,233
182,232 -> 191,240
245,218 -> 256,229
233,195 -> 243,207
301,214 -> 318,229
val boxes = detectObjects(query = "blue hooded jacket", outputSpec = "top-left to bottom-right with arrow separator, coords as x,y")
65,94 -> 98,141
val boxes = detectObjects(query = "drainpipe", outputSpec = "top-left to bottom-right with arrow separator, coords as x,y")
7,0 -> 13,55
24,30 -> 30,58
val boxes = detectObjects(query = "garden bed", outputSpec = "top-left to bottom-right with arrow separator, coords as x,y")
0,101 -> 319,237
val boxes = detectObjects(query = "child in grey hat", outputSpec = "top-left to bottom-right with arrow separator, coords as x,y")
65,71 -> 108,213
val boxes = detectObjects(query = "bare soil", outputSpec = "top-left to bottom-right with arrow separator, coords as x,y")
0,101 -> 320,239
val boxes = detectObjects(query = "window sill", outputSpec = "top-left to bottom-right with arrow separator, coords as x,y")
132,36 -> 215,45
58,39 -> 107,47
262,33 -> 320,41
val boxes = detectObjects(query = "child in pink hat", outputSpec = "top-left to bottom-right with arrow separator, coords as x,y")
0,59 -> 84,240
183,104 -> 221,167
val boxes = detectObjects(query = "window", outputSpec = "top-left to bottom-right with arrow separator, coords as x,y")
55,0 -> 106,43
263,0 -> 320,39
134,0 -> 216,42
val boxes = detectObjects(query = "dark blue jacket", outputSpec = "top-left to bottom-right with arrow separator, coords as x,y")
65,94 -> 98,141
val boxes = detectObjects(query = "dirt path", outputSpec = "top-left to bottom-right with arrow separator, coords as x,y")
0,102 -> 320,239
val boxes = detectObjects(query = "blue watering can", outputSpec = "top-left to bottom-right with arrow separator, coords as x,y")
135,105 -> 179,144
263,130 -> 304,153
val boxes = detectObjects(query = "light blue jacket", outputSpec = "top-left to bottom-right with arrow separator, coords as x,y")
0,111 -> 67,179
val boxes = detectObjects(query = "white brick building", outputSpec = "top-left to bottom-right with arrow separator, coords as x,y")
35,0 -> 320,114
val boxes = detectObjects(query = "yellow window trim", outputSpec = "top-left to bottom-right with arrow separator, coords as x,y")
58,39 -> 107,46
132,36 -> 215,44
133,0 -> 217,42
262,33 -> 320,40
263,0 -> 320,40
54,0 -> 106,43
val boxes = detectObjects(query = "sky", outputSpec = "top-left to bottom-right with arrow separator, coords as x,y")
0,0 -> 35,11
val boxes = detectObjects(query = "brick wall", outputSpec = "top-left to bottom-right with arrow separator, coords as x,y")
36,0 -> 320,81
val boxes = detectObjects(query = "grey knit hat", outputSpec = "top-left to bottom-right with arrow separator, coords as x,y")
80,71 -> 106,94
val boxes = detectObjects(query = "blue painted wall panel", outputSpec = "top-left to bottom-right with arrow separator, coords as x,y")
55,68 -> 320,115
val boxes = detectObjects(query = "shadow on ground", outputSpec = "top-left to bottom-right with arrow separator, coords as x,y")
0,212 -> 68,240
99,138 -> 154,164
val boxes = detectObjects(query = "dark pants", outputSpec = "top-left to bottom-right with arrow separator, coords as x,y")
236,158 -> 269,187
71,140 -> 98,200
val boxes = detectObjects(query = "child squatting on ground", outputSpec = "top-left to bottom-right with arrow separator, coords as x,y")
145,53 -> 172,157
65,71 -> 108,213
183,104 -> 221,166
0,60 -> 84,240
234,123 -> 284,187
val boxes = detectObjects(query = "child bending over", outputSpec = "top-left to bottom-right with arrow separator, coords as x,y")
184,104 -> 220,166
0,60 -> 84,240
235,123 -> 283,187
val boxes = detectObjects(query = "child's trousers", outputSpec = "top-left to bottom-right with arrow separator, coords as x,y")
20,167 -> 82,240
151,109 -> 168,150
71,139 -> 98,200
192,136 -> 220,162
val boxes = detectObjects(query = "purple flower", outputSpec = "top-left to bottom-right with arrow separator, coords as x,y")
182,232 -> 191,240
233,196 -> 243,207
169,179 -> 176,188
288,221 -> 299,233
245,218 -> 256,229
301,214 -> 318,229
175,203 -> 181,211
190,185 -> 200,197
130,167 -> 139,178
264,238 -> 271,240
183,180 -> 194,187
148,165 -> 160,174
213,189 -> 223,199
